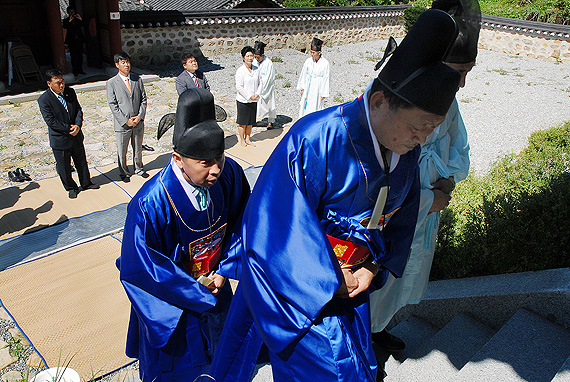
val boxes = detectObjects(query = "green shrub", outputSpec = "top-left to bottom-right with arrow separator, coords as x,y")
403,5 -> 427,32
432,122 -> 570,280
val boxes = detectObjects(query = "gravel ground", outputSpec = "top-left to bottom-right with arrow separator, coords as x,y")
2,39 -> 570,190
203,40 -> 570,176
1,39 -> 570,381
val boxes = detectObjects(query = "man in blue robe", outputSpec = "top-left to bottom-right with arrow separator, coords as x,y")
212,9 -> 462,382
117,88 -> 250,382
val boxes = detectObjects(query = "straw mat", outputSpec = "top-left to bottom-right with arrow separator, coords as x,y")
0,174 -> 131,241
0,236 -> 131,378
226,126 -> 288,167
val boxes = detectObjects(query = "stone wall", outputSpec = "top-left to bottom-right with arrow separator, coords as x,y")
120,10 -> 570,67
121,16 -> 405,67
479,29 -> 570,63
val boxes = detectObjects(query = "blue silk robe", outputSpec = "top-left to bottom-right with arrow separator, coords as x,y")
117,157 -> 249,382
212,92 -> 420,382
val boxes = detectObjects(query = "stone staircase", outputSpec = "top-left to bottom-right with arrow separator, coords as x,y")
377,268 -> 570,382
378,309 -> 570,382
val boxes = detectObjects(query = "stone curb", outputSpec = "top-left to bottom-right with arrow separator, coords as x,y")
0,74 -> 160,105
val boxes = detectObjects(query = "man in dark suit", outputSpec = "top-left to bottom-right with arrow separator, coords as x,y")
175,53 -> 210,95
106,51 -> 148,182
38,69 -> 99,198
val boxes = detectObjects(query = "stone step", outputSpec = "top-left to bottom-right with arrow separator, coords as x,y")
385,313 -> 495,382
550,354 -> 570,382
381,315 -> 438,379
251,363 -> 273,382
454,309 -> 570,382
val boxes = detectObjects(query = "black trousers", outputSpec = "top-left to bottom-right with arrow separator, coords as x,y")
68,42 -> 84,74
52,145 -> 91,191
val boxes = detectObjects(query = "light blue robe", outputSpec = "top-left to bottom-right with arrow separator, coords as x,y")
370,98 -> 470,331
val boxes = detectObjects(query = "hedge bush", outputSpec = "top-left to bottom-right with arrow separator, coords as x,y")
432,122 -> 570,280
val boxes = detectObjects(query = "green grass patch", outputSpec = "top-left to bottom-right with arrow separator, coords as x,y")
433,122 -> 570,280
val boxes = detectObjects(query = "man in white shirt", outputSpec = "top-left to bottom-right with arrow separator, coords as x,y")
106,51 -> 148,182
253,41 -> 277,129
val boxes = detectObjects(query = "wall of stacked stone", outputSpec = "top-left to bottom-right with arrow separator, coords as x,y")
479,29 -> 570,63
121,16 -> 405,67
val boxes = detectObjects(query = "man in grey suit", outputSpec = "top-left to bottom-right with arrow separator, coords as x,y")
106,51 -> 148,182
175,53 -> 210,95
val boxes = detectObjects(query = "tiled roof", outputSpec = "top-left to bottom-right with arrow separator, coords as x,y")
137,0 -> 282,11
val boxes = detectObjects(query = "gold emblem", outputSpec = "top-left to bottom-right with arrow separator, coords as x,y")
333,244 -> 348,258
192,262 -> 202,272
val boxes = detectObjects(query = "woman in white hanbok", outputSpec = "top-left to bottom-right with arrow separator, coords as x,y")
297,37 -> 330,118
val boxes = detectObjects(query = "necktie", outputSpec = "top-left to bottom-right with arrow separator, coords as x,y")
193,75 -> 199,88
125,78 -> 132,93
57,94 -> 68,113
196,188 -> 208,210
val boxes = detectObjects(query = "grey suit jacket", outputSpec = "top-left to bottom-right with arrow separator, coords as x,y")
175,70 -> 210,95
106,73 -> 147,132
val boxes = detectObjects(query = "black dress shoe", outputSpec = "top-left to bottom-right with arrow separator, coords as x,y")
8,171 -> 20,182
15,168 -> 32,181
142,144 -> 154,151
80,183 -> 100,191
120,175 -> 131,183
68,189 -> 78,199
139,171 -> 149,179
372,329 -> 405,353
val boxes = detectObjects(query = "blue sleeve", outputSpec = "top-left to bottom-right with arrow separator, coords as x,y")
216,158 -> 251,280
380,154 -> 421,278
118,196 -> 218,348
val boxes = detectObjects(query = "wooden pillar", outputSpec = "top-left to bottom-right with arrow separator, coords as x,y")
107,0 -> 122,56
45,0 -> 67,72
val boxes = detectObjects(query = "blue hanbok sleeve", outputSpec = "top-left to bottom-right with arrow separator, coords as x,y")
118,197 -> 218,349
378,163 -> 421,278
216,158 -> 251,280
240,132 -> 343,358
446,100 -> 470,182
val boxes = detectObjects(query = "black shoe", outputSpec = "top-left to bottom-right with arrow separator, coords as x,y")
80,183 -> 100,191
267,123 -> 281,130
8,171 -> 20,182
120,175 -> 130,183
372,329 -> 405,353
142,144 -> 154,151
68,189 -> 78,199
15,168 -> 32,181
139,171 -> 149,179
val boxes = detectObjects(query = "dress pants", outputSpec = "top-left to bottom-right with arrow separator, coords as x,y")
115,125 -> 144,177
52,145 -> 91,191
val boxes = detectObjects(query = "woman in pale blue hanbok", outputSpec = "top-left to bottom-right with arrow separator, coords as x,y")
370,97 -> 470,332
369,0 -> 480,339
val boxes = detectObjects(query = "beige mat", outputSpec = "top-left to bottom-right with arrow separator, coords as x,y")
226,126 -> 288,168
0,236 -> 131,378
0,171 -> 132,240
0,153 -> 171,241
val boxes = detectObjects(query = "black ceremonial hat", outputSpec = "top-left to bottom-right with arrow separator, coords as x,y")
311,37 -> 323,51
377,9 -> 461,116
254,41 -> 266,55
173,88 -> 224,160
432,0 -> 481,63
